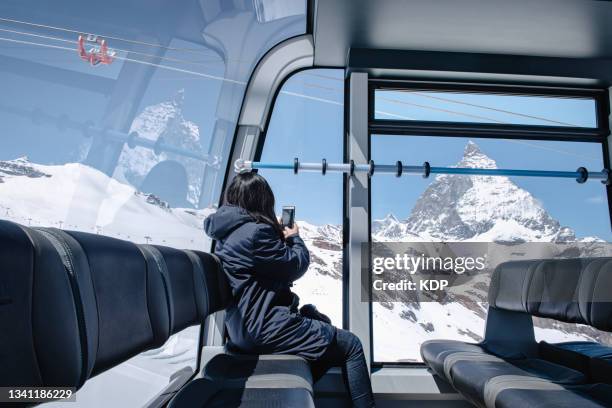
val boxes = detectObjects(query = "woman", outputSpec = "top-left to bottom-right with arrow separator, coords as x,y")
204,171 -> 375,408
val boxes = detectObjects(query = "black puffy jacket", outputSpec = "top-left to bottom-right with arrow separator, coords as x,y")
204,205 -> 335,360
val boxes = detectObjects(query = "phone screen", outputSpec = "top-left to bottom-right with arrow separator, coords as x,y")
281,206 -> 295,228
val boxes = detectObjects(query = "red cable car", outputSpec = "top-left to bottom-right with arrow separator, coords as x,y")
77,34 -> 115,66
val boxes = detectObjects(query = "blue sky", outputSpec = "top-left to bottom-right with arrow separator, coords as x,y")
260,69 -> 612,241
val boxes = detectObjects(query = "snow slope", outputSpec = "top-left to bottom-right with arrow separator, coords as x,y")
0,157 -> 212,250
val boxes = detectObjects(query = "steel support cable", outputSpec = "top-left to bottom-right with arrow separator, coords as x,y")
406,91 -> 580,127
3,36 -> 592,161
0,36 -> 246,85
0,27 -> 231,65
378,96 -> 507,123
0,36 -> 402,122
1,31 -> 599,160
3,19 -> 563,129
302,73 -> 584,127
0,16 -> 208,53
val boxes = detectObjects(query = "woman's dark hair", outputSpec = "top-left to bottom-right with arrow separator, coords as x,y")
225,171 -> 284,239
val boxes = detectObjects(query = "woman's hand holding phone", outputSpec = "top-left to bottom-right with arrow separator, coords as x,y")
283,223 -> 299,239
280,206 -> 298,239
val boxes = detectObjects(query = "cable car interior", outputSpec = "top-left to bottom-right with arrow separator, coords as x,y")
2,0 -> 612,407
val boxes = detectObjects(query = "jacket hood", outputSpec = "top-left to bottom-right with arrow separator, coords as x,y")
204,205 -> 255,240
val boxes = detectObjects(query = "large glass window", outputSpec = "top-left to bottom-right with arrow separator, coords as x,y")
371,109 -> 610,362
0,0 -> 306,406
259,69 -> 344,326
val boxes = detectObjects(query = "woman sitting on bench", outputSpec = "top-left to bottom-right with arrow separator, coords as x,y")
204,171 -> 375,408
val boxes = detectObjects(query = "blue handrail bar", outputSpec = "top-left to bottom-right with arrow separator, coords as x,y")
234,159 -> 610,184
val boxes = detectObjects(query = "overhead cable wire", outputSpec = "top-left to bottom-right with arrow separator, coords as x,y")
408,91 -> 581,127
0,36 -> 246,85
504,139 -> 599,162
5,18 -> 572,127
0,27 -> 226,65
302,72 -> 583,127
0,29 -> 597,162
379,96 -> 506,123
0,16 -> 208,54
0,34 -> 407,118
279,89 -> 414,119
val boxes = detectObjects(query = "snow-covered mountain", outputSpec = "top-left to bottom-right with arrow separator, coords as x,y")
373,141 -> 577,243
114,90 -> 206,207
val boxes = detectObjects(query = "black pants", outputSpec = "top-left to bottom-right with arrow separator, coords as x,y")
311,329 -> 376,408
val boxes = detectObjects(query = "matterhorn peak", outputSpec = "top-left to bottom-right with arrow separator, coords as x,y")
464,140 -> 481,155
398,139 -> 569,242
458,141 -> 497,169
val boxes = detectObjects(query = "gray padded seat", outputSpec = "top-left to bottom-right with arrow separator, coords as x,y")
163,248 -> 317,408
203,353 -> 313,392
139,245 -> 231,333
420,257 -> 612,408
539,340 -> 612,384
490,379 -> 612,408
0,221 -> 98,389
449,357 -> 586,406
0,220 -> 174,389
51,229 -> 174,376
1,218 -> 317,407
420,339 -> 488,380
168,378 -> 315,408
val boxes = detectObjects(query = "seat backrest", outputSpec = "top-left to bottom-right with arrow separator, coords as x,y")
60,230 -> 172,376
188,249 -> 232,317
489,257 -> 612,331
0,221 -> 98,388
139,245 -> 231,335
0,219 -> 230,389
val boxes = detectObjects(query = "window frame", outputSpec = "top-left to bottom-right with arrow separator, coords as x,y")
367,79 -> 612,367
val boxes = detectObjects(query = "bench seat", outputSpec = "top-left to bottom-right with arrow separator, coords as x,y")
168,346 -> 315,407
420,258 -> 612,407
0,219 -> 312,407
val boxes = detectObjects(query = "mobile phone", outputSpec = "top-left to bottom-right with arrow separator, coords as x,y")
281,206 -> 295,229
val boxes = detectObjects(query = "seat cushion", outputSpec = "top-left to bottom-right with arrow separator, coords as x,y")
206,387 -> 315,408
420,340 -> 486,380
490,379 -> 611,408
540,341 -> 612,384
203,353 -> 313,393
449,357 -> 586,406
168,378 -> 315,408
